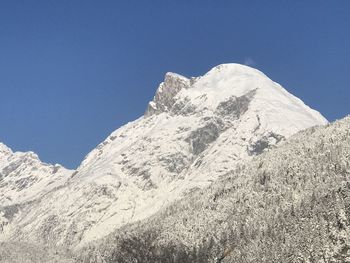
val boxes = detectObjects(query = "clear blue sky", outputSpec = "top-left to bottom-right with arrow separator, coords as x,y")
0,1 -> 349,168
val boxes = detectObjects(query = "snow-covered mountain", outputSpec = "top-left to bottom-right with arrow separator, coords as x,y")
80,116 -> 350,263
0,142 -> 72,240
0,64 -> 327,250
0,142 -> 72,207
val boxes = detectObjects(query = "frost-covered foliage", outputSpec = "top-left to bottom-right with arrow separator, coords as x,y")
78,116 -> 350,263
0,242 -> 76,263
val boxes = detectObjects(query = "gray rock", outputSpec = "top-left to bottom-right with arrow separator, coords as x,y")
145,73 -> 190,116
248,132 -> 285,155
186,121 -> 221,155
215,89 -> 256,118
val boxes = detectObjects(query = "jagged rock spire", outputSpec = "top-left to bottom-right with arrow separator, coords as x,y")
145,72 -> 190,116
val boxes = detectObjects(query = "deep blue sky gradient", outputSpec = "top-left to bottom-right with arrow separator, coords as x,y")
0,1 -> 349,168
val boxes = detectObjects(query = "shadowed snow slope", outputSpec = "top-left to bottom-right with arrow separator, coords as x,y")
0,64 -> 327,249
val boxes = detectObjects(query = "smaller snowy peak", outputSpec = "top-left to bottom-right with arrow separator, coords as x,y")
145,72 -> 190,117
0,143 -> 43,161
0,144 -> 73,207
0,142 -> 12,156
19,151 -> 40,160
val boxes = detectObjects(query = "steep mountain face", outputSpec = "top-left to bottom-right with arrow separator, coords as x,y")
79,116 -> 350,263
0,64 -> 327,249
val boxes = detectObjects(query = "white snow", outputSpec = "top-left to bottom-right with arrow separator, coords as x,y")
0,145 -> 72,207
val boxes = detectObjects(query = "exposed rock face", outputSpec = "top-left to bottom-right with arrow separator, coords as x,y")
145,72 -> 190,116
186,121 -> 222,155
215,89 -> 256,118
247,132 -> 285,155
0,64 -> 327,251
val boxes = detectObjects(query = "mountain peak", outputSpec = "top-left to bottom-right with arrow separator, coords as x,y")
164,71 -> 189,81
144,63 -> 265,117
145,63 -> 327,128
0,142 -> 12,156
145,71 -> 190,116
0,142 -> 72,207
207,63 -> 267,77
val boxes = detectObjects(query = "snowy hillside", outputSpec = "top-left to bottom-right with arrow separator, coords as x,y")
79,116 -> 350,263
0,142 -> 72,207
0,64 -> 327,250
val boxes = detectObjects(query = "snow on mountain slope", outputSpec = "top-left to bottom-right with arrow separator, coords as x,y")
80,116 -> 350,263
0,142 -> 72,207
1,63 -> 327,248
0,142 -> 72,239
